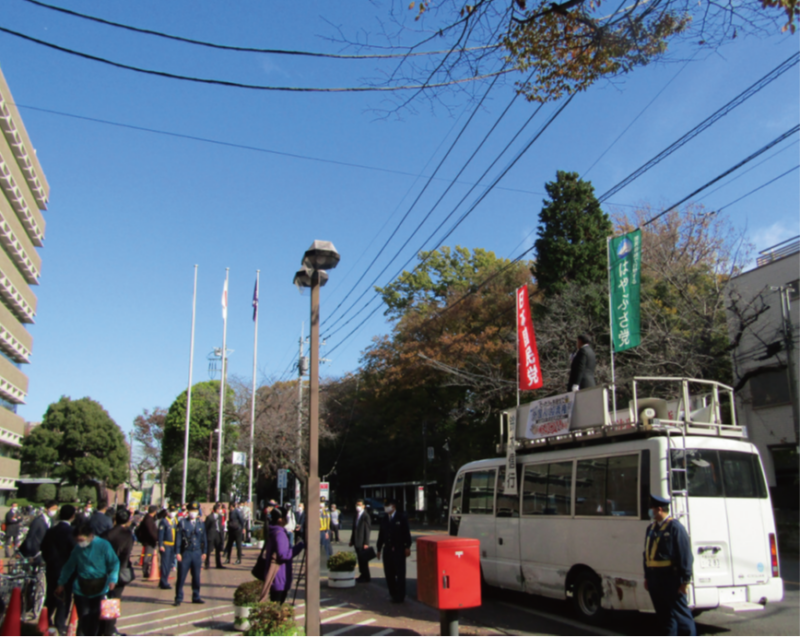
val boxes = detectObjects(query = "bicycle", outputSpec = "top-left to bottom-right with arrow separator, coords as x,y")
0,551 -> 46,623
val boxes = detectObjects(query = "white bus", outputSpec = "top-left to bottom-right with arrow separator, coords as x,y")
449,378 -> 784,622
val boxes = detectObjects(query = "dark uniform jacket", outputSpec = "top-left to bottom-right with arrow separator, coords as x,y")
351,511 -> 371,549
175,518 -> 207,555
20,514 -> 49,560
41,520 -> 76,578
568,344 -> 597,391
89,510 -> 114,538
137,515 -> 159,548
377,511 -> 412,555
158,517 -> 177,550
643,517 -> 693,584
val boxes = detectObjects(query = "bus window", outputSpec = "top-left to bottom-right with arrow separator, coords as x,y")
576,459 -> 608,516
496,467 -> 520,518
522,462 -> 571,516
576,455 -> 639,517
720,451 -> 768,498
464,470 -> 495,515
452,473 -> 465,515
607,455 -> 638,516
671,449 -> 723,497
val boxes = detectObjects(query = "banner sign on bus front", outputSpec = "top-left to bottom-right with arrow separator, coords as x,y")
525,392 -> 575,440
609,229 -> 642,352
505,410 -> 518,496
517,286 -> 543,391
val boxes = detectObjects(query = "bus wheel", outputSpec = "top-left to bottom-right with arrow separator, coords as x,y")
572,570 -> 605,624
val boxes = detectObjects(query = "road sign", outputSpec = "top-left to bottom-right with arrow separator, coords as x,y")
277,469 -> 288,489
232,451 -> 246,466
320,482 -> 330,501
416,486 -> 425,511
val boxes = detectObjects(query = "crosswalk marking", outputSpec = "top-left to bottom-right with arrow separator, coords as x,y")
372,629 -> 394,636
118,604 -> 231,630
322,609 -> 362,624
325,618 -> 377,635
139,610 -> 234,635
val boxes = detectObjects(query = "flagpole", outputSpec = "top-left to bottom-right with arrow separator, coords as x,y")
248,271 -> 260,510
181,265 -> 198,505
216,268 -> 229,502
606,237 -> 617,422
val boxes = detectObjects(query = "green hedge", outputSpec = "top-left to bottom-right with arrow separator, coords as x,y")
78,485 -> 96,503
35,484 -> 57,502
58,485 -> 78,503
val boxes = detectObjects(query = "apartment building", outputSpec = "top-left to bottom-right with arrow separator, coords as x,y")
0,67 -> 50,505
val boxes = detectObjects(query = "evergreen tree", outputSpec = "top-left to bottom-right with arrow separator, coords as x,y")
533,171 -> 612,301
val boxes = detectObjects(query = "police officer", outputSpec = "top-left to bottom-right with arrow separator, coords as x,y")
158,505 -> 178,590
376,498 -> 412,603
174,502 -> 207,606
643,494 -> 696,636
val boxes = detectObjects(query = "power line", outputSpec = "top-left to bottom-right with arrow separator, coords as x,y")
22,0 -> 499,60
642,124 -> 799,227
716,164 -> 799,212
0,26 -> 510,92
598,52 -> 799,202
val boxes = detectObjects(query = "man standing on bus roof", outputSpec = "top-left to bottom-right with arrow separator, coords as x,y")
567,334 -> 596,392
643,494 -> 696,636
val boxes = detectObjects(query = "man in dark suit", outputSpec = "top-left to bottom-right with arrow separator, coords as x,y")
138,505 -> 159,578
349,499 -> 372,583
20,499 -> 58,563
88,498 -> 114,538
4,501 -> 21,557
204,503 -> 225,569
174,502 -> 207,606
224,502 -> 244,564
568,334 -> 597,392
41,504 -> 76,636
376,498 -> 412,603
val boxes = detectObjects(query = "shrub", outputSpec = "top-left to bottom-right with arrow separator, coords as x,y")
252,527 -> 264,541
58,485 -> 78,503
233,580 -> 263,607
78,485 -> 97,503
244,602 -> 298,636
326,551 -> 357,572
35,484 -> 57,502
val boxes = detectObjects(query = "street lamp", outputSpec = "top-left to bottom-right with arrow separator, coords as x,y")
292,240 -> 339,637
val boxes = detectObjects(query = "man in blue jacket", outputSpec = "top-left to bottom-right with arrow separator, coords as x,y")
158,505 -> 178,590
643,494 -> 696,636
174,502 -> 207,606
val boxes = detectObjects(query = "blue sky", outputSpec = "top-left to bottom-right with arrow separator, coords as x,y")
0,1 -> 797,435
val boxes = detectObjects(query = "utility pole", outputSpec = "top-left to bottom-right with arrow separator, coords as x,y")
774,285 -> 799,448
297,323 -> 307,503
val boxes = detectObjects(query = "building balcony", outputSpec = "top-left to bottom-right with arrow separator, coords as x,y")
0,246 -> 36,324
0,302 -> 31,364
0,456 -> 20,491
0,357 -> 26,404
0,194 -> 41,285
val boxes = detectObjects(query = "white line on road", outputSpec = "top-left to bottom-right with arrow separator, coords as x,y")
139,610 -> 234,635
325,618 -> 376,635
372,629 -> 394,636
497,602 -> 621,636
322,609 -> 362,624
119,605 -> 232,630
174,619 -> 233,636
322,602 -> 351,612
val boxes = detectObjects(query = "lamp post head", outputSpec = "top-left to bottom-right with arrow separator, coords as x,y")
302,240 -> 340,271
293,267 -> 329,289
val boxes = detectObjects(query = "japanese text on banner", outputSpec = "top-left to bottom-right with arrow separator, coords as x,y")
609,230 -> 642,352
517,286 -> 544,391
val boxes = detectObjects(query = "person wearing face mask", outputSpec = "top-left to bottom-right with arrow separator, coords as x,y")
102,508 -> 134,637
173,502 -> 207,607
4,501 -> 21,557
349,499 -> 372,583
224,501 -> 244,565
55,523 -> 120,637
204,503 -> 225,570
282,504 -> 296,546
158,505 -> 179,588
89,499 -> 114,538
319,498 -> 333,559
643,494 -> 696,636
376,498 -> 412,603
258,508 -> 306,603
41,505 -> 77,636
20,499 -> 58,563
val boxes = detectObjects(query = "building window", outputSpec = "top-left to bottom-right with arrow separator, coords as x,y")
750,368 -> 791,409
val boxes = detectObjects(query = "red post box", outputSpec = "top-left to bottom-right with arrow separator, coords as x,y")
417,536 -> 481,634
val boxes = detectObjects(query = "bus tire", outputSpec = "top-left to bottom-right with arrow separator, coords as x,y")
571,570 -> 606,624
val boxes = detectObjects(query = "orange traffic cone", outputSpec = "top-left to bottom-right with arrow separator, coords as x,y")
0,556 -> 4,574
147,550 -> 160,581
37,607 -> 49,635
0,587 -> 21,635
66,603 -> 78,637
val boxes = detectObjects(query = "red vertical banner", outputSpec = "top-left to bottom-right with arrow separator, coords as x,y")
517,286 -> 543,391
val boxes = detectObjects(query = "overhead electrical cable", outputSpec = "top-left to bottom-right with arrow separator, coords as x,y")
598,51 -> 799,202
324,95 -> 575,352
641,124 -> 799,227
0,26 -> 511,92
715,164 -> 799,212
21,0 -> 500,59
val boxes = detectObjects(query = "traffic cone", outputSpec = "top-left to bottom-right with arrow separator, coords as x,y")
0,556 -> 4,574
147,550 -> 160,582
0,587 -> 21,636
66,603 -> 78,636
37,607 -> 49,635
139,546 -> 145,566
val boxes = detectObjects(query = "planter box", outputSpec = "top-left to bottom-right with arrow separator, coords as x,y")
328,570 -> 356,588
233,605 -> 251,632
257,540 -> 265,549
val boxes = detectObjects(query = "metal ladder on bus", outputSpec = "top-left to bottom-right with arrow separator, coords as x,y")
665,418 -> 695,608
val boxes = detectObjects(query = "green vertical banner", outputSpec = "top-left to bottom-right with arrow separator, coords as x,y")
609,229 -> 642,352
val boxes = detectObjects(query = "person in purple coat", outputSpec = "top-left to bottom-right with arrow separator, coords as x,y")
265,508 -> 305,604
